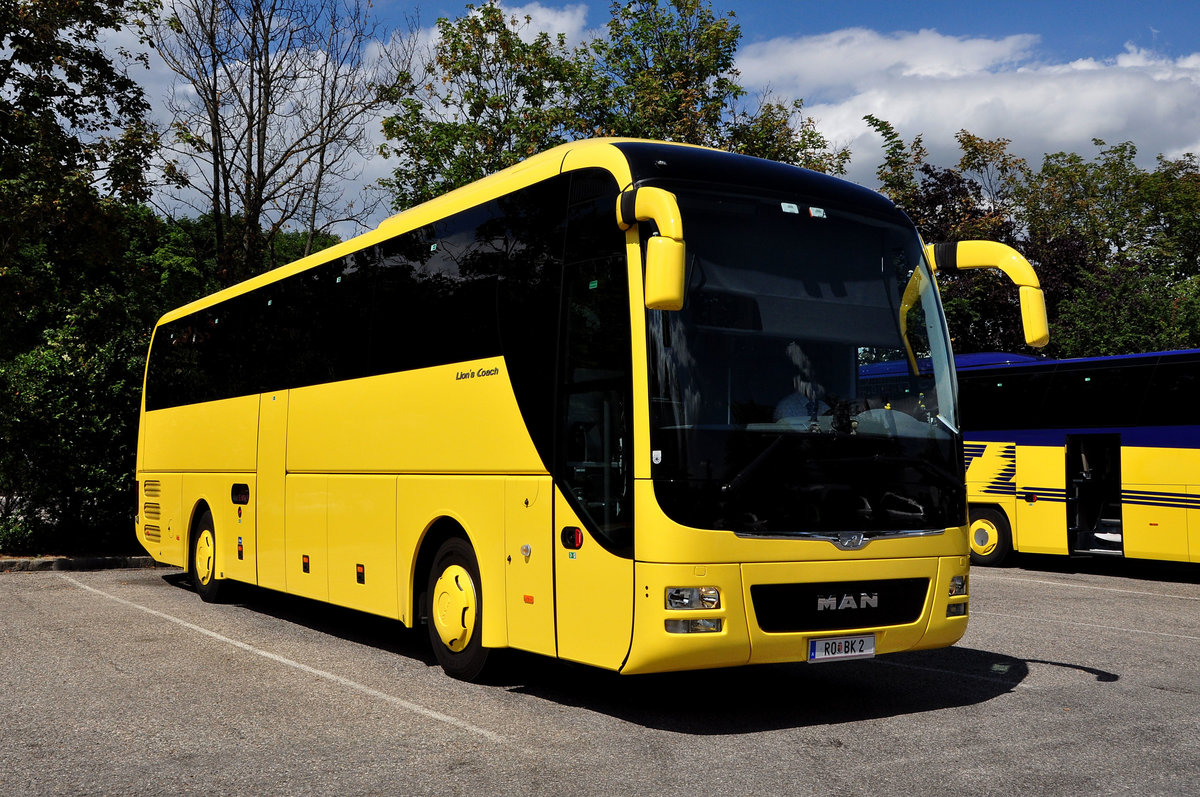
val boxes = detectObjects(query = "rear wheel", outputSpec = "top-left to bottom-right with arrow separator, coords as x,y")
189,509 -> 224,602
969,507 -> 1013,566
426,537 -> 489,681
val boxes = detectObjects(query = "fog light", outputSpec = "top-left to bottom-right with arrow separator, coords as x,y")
946,602 -> 967,617
666,586 -> 720,610
665,618 -> 723,633
948,575 -> 967,597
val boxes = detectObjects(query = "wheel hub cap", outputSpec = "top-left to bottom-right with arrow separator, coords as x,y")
431,565 -> 476,651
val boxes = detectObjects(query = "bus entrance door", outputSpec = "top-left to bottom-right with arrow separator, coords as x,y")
553,489 -> 634,670
1066,434 -> 1123,556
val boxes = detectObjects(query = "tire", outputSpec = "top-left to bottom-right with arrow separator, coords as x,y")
969,507 -> 1013,566
189,508 -> 224,603
426,537 -> 489,681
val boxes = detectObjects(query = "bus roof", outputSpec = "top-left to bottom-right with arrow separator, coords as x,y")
954,348 -> 1200,373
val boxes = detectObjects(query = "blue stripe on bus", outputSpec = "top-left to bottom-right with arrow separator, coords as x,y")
1000,487 -> 1200,510
965,426 -> 1200,449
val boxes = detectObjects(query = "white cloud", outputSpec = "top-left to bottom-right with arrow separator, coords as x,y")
503,1 -> 593,45
739,28 -> 1040,100
738,29 -> 1200,187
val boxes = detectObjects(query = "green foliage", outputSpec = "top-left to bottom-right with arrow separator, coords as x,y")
0,205 -> 220,554
585,0 -> 742,145
865,122 -> 1200,359
378,1 -> 582,209
726,98 -> 850,174
0,0 -> 225,554
380,0 -> 848,208
863,115 -> 927,211
0,0 -> 158,204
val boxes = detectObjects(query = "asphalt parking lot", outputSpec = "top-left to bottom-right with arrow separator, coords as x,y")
2,556 -> 1197,796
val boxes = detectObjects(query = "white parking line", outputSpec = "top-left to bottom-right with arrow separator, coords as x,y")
974,609 -> 1200,642
971,573 -> 1200,602
60,574 -> 506,743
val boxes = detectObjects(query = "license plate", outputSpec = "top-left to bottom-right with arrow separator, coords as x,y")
808,634 -> 875,663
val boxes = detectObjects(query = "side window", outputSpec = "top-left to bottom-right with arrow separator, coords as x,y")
559,190 -> 633,554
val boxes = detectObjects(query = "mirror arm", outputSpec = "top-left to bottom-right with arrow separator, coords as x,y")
924,240 -> 1050,348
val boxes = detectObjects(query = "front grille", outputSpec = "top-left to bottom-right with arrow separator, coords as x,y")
751,578 -> 929,633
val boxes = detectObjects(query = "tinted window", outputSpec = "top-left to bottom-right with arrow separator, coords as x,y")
145,173 -> 582,411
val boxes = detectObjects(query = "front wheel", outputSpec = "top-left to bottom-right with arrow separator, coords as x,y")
189,509 -> 224,602
426,537 -> 489,681
969,507 -> 1013,566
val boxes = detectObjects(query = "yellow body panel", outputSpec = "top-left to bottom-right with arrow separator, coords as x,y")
503,476 -> 556,657
328,476 -> 399,617
1122,489 -> 1189,562
284,474 -> 329,602
624,562 -> 750,674
142,394 -> 259,472
1189,486 -> 1200,563
136,474 -> 185,567
553,491 -> 635,670
1123,445 -> 1200,485
220,477 -> 257,584
633,480 -> 969,564
622,555 -> 968,675
286,361 -> 542,475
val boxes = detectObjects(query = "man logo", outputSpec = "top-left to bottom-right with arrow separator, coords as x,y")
834,532 -> 868,550
817,593 -> 879,611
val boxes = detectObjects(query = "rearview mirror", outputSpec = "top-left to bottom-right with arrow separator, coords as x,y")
617,187 -> 686,311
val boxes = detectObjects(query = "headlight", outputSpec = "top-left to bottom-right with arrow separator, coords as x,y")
666,586 -> 720,610
948,575 -> 967,597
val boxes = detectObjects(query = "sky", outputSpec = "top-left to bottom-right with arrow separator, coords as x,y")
131,0 -> 1200,232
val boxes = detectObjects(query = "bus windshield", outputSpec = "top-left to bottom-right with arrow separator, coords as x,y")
647,186 -> 962,537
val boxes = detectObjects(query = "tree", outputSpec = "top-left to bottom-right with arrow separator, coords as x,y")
863,115 -> 927,213
584,0 -> 742,146
865,121 -> 1200,358
380,0 -> 848,208
1,208 -> 225,554
0,0 -> 173,553
378,1 -> 582,210
1022,142 -> 1200,357
0,0 -> 158,358
155,0 -> 412,280
726,97 -> 849,174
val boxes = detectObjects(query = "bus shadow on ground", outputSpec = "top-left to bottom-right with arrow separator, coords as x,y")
1012,553 -> 1200,584
161,571 -> 438,666
163,572 -> 1078,735
503,646 -> 1033,734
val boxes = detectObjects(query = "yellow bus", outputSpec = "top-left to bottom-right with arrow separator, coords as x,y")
135,138 -> 1046,679
959,349 -> 1200,566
